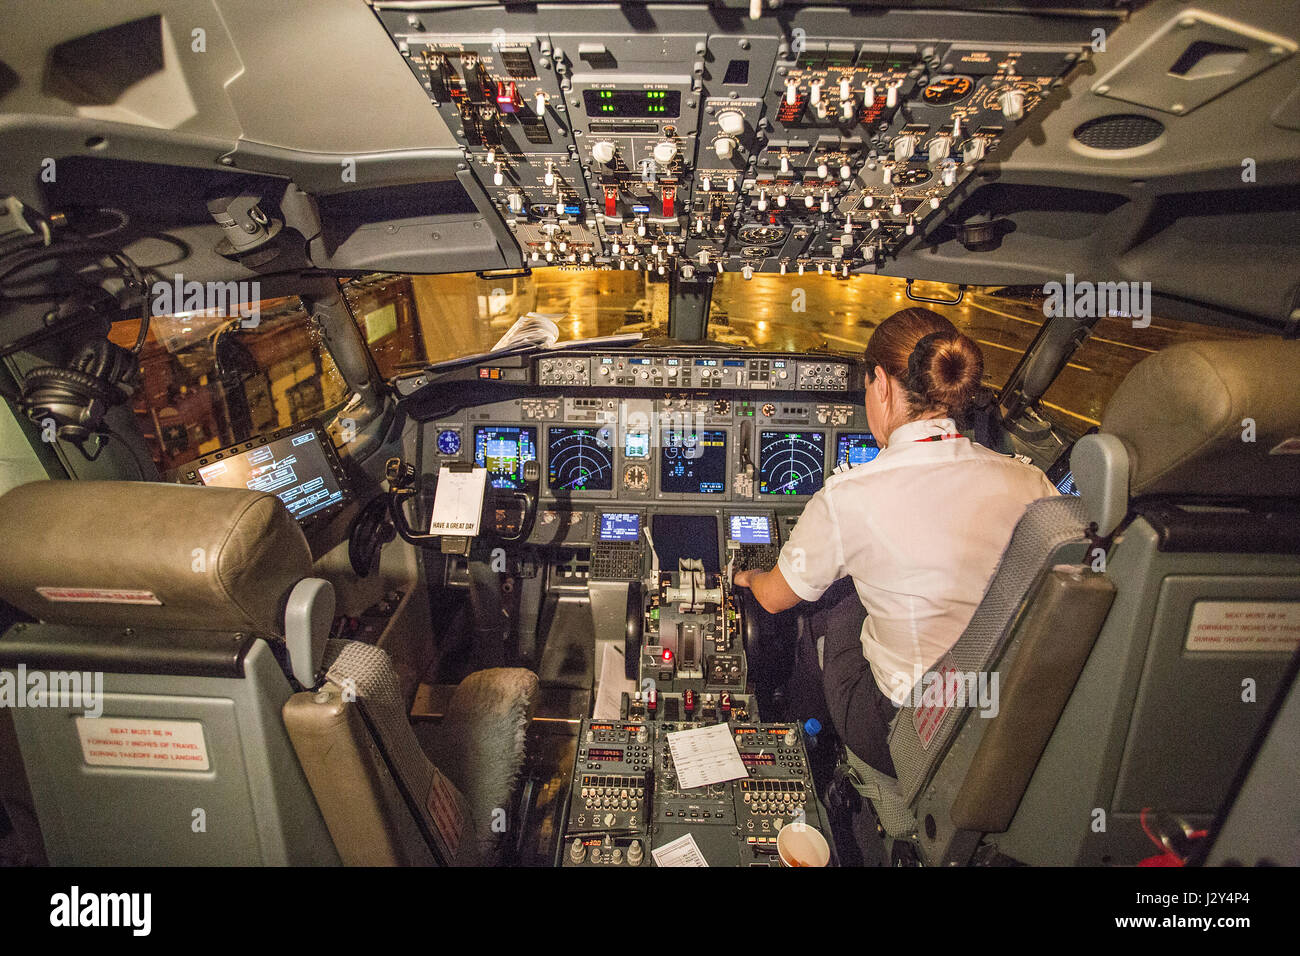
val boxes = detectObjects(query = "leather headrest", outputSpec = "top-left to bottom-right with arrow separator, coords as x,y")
0,480 -> 312,634
1101,338 -> 1300,497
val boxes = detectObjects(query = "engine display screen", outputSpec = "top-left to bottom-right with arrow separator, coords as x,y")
547,426 -> 614,492
624,429 -> 650,459
194,427 -> 345,521
836,432 -> 881,468
583,89 -> 681,118
474,425 -> 537,490
728,514 -> 772,545
660,430 -> 727,495
758,431 -> 825,496
599,512 -> 641,542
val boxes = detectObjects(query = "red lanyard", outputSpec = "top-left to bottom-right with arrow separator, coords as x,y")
913,433 -> 962,442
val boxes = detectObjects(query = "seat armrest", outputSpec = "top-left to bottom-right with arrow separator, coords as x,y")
283,683 -> 434,866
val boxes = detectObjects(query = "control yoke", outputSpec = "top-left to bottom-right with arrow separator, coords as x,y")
382,456 -> 541,546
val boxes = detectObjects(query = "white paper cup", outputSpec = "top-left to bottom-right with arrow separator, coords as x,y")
776,823 -> 830,867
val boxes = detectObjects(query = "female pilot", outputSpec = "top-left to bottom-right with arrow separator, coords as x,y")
733,307 -> 1057,773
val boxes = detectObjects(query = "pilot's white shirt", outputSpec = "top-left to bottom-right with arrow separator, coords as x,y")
777,416 -> 1058,703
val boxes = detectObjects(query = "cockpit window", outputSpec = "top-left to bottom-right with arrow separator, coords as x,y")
108,296 -> 350,473
341,271 -> 670,378
710,275 -> 1261,434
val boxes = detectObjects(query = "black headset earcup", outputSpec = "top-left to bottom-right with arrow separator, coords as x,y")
19,365 -> 119,442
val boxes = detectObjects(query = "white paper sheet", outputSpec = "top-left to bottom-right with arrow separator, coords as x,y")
650,833 -> 709,867
428,466 -> 487,536
666,723 -> 748,791
593,643 -> 636,720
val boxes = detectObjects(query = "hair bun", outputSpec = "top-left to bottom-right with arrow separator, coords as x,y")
907,331 -> 983,415
861,307 -> 989,423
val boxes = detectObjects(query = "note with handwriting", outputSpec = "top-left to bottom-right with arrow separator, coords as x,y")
428,466 -> 487,536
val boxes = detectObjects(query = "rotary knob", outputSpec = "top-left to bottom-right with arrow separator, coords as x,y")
894,134 -> 917,163
717,110 -> 745,136
928,136 -> 951,163
591,141 -> 616,165
714,137 -> 736,160
999,89 -> 1026,121
653,140 -> 678,164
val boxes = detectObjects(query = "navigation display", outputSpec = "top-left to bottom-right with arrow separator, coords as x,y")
729,514 -> 772,545
195,427 -> 344,521
758,431 -> 825,496
474,425 -> 537,490
547,426 -> 614,492
660,429 -> 727,495
836,432 -> 880,468
599,512 -> 641,542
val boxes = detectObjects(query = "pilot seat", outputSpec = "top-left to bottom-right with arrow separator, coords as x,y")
0,480 -> 537,866
829,337 -> 1300,866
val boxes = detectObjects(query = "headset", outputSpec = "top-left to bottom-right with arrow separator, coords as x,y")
0,220 -> 150,460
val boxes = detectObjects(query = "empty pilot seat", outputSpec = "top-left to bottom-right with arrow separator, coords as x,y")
283,640 -> 537,866
0,479 -> 538,866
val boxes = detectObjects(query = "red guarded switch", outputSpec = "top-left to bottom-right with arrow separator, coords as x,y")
683,689 -> 695,714
661,186 -> 676,218
496,81 -> 520,113
604,187 -> 619,218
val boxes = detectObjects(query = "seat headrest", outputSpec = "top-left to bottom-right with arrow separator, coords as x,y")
0,480 -> 312,635
1100,337 -> 1300,497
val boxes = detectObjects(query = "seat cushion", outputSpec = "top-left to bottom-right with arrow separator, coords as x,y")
424,668 -> 539,863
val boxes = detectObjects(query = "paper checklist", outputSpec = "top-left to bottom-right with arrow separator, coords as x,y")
665,723 -> 748,791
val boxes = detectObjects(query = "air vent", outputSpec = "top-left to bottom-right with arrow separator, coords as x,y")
1073,114 -> 1165,150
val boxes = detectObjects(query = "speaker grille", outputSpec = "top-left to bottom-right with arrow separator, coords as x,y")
1073,114 -> 1165,150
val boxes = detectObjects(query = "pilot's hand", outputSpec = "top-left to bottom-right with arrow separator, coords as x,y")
733,569 -> 755,589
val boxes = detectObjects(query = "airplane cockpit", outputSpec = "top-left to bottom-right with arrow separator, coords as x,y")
0,0 -> 1298,901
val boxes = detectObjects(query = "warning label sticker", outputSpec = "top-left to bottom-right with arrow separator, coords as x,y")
911,658 -> 960,750
426,767 -> 466,859
1185,601 -> 1300,653
38,587 -> 161,605
75,717 -> 210,771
